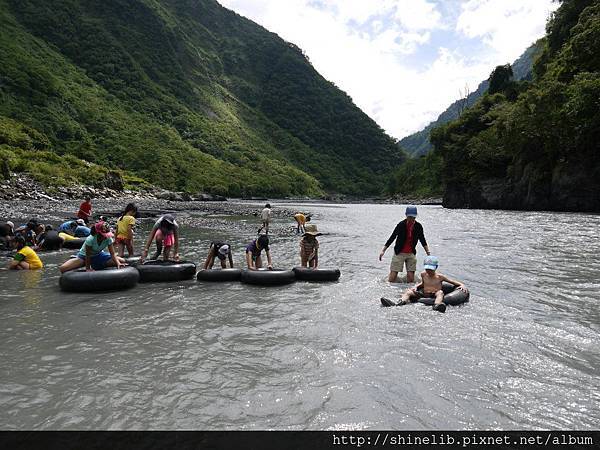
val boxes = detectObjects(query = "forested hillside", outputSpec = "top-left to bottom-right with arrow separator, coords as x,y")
0,0 -> 403,197
431,0 -> 600,211
398,44 -> 540,157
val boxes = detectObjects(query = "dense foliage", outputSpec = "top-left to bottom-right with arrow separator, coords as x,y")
0,0 -> 402,197
430,0 -> 600,210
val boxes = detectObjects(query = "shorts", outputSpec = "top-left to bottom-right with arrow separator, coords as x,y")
411,289 -> 441,299
77,252 -> 112,270
390,252 -> 417,273
155,229 -> 174,247
115,236 -> 132,245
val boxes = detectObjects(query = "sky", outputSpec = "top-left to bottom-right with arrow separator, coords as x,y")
217,0 -> 559,139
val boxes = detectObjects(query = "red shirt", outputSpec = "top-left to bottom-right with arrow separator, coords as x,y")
77,201 -> 92,220
399,220 -> 414,254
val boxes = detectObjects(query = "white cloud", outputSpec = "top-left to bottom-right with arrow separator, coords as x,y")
218,0 -> 557,138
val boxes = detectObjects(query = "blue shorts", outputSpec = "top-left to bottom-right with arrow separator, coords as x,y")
77,252 -> 112,270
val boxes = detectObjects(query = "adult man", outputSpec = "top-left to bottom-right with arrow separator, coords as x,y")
379,206 -> 430,283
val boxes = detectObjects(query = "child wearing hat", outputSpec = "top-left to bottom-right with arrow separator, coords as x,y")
203,241 -> 234,269
8,236 -> 43,270
300,224 -> 322,268
59,221 -> 125,272
141,214 -> 179,262
396,256 -> 468,313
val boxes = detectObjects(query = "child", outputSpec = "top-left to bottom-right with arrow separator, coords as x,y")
245,234 -> 272,270
257,203 -> 272,234
300,224 -> 321,268
396,256 -> 468,313
8,236 -> 43,270
77,197 -> 92,224
141,214 -> 179,262
116,203 -> 137,257
59,221 -> 125,273
293,212 -> 311,234
203,242 -> 234,269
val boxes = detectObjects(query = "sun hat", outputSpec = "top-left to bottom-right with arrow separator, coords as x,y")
303,224 -> 322,236
76,219 -> 86,226
94,221 -> 113,238
162,214 -> 175,224
405,206 -> 418,217
218,244 -> 230,256
424,255 -> 439,270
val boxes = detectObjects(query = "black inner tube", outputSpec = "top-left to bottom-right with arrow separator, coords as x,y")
59,266 -> 139,292
197,268 -> 242,282
293,267 -> 341,281
240,269 -> 296,286
416,282 -> 470,306
62,238 -> 85,250
137,260 -> 197,282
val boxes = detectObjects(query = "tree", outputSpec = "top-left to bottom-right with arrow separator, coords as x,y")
488,64 -> 514,94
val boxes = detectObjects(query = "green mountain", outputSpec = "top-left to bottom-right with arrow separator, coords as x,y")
0,0 -> 403,197
398,44 -> 540,157
430,0 -> 600,211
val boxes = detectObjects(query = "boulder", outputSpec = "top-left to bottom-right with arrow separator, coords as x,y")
104,171 -> 124,191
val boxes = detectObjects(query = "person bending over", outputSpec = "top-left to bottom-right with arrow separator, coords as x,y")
141,214 -> 179,262
204,242 -> 234,269
299,224 -> 321,268
8,236 -> 43,270
245,235 -> 272,270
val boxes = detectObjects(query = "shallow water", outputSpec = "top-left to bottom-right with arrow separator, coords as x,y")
1,203 -> 599,430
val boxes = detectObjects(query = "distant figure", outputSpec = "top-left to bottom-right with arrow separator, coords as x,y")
58,219 -> 85,235
379,206 -> 430,283
59,221 -> 125,273
141,214 -> 179,262
77,197 -> 92,224
203,242 -> 234,269
0,221 -> 14,250
116,203 -> 137,257
8,236 -> 43,270
293,212 -> 311,234
245,235 -> 272,270
299,224 -> 322,268
36,225 -> 63,251
396,256 -> 468,313
257,203 -> 272,234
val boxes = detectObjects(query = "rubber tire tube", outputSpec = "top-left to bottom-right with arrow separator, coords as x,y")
293,267 -> 341,282
417,282 -> 470,306
196,268 -> 242,282
59,266 -> 139,292
137,260 -> 197,282
62,238 -> 85,250
240,269 -> 296,286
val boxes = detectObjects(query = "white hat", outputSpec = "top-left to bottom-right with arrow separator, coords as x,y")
218,244 -> 230,256
76,219 -> 86,226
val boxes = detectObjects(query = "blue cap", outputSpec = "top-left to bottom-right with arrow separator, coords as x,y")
405,206 -> 417,217
424,256 -> 439,270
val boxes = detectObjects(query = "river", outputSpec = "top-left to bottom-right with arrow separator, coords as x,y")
1,203 -> 599,429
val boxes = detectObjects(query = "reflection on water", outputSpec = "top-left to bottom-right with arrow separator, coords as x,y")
0,204 -> 599,430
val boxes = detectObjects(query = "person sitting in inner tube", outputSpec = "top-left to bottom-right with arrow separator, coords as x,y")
204,242 -> 234,269
300,224 -> 322,269
115,203 -> 138,257
59,221 -> 125,273
397,256 -> 468,313
0,221 -> 15,250
141,214 -> 179,262
35,225 -> 64,251
293,212 -> 311,234
8,236 -> 43,270
245,235 -> 272,271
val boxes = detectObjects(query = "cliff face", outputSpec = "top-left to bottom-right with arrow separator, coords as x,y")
434,0 -> 600,212
444,159 -> 600,212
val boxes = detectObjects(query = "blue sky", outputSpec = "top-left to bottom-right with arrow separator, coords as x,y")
218,0 -> 558,139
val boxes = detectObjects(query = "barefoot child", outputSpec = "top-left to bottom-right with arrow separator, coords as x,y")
8,236 -> 43,270
293,212 -> 311,234
116,203 -> 137,257
396,256 -> 468,313
257,203 -> 272,234
141,214 -> 179,262
245,235 -> 272,270
300,224 -> 321,268
203,242 -> 234,269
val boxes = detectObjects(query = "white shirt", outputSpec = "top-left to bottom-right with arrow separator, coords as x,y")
261,208 -> 272,221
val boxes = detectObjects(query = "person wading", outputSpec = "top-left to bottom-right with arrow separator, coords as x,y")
379,206 -> 430,283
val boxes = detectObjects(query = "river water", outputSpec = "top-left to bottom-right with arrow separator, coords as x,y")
1,203 -> 599,430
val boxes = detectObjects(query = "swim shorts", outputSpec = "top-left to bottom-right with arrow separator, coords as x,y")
77,251 -> 112,270
390,252 -> 417,273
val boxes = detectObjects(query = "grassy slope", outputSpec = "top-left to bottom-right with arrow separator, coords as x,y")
0,0 -> 403,197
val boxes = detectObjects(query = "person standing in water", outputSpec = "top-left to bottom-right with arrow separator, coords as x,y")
257,203 -> 272,234
140,214 -> 179,262
77,197 -> 92,224
115,203 -> 137,257
293,212 -> 311,234
245,235 -> 272,270
299,224 -> 321,268
379,206 -> 430,283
